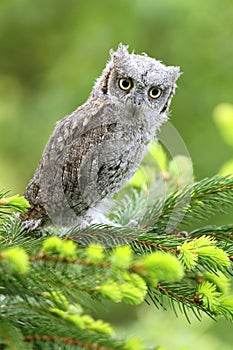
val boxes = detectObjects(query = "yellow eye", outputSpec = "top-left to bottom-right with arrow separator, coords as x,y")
119,78 -> 132,91
149,87 -> 162,99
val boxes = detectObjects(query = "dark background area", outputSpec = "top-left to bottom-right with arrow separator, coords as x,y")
0,1 -> 233,348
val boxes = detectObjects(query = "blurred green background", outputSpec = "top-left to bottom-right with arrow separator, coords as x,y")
0,0 -> 233,349
1,0 -> 233,194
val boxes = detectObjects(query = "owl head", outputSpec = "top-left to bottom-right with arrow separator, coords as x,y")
93,43 -> 181,116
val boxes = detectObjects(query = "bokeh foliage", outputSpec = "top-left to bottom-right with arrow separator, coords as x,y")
213,103 -> 233,175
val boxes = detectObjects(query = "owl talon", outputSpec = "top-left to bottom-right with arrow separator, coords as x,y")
22,218 -> 43,231
127,219 -> 139,228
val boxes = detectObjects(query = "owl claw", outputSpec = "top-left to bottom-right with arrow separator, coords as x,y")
126,219 -> 139,228
21,218 -> 43,231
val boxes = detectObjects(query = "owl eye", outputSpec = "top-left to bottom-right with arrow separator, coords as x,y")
118,78 -> 133,91
149,87 -> 162,99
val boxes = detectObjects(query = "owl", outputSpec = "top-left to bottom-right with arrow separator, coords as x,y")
21,44 -> 180,229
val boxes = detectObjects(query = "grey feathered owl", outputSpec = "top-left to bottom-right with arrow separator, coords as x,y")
21,44 -> 180,229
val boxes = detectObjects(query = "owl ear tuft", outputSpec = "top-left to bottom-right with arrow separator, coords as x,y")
110,43 -> 129,59
168,66 -> 182,82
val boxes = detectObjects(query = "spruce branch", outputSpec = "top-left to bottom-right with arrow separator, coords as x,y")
1,174 -> 233,348
117,175 -> 233,231
0,191 -> 29,216
0,228 -> 183,349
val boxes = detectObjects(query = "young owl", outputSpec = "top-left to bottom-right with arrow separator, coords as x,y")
21,44 -> 180,229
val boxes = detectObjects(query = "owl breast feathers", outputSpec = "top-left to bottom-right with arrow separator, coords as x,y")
21,43 -> 180,228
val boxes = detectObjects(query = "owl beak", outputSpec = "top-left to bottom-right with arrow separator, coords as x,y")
133,94 -> 143,106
